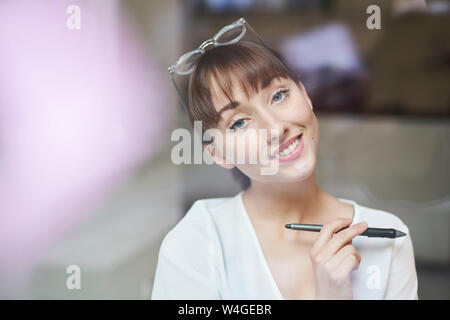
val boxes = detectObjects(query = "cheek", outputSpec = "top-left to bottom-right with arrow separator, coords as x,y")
221,135 -> 243,162
224,133 -> 261,161
286,95 -> 320,145
283,93 -> 311,119
305,111 -> 320,151
293,94 -> 316,123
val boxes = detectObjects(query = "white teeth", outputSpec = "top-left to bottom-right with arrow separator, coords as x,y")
278,136 -> 300,157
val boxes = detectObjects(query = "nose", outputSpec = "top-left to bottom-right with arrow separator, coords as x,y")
262,114 -> 288,147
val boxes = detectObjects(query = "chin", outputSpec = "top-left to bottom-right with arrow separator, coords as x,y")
272,171 -> 314,183
247,162 -> 315,183
271,157 -> 316,182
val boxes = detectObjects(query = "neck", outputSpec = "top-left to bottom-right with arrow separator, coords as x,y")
243,171 -> 326,225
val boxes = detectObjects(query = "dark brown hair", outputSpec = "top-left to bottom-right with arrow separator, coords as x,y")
187,41 -> 298,132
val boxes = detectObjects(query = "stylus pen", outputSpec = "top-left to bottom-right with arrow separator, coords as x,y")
285,224 -> 407,238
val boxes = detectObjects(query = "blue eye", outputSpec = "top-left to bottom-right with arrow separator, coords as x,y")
229,118 -> 246,131
272,89 -> 289,104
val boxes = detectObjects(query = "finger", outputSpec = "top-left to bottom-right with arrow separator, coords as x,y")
310,218 -> 353,256
335,254 -> 361,278
321,221 -> 368,257
325,245 -> 361,271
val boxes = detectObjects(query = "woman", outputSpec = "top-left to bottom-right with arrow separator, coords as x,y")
152,19 -> 418,300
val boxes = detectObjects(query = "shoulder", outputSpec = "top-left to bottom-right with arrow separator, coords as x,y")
152,196 -> 239,299
354,201 -> 409,234
346,201 -> 418,299
353,201 -> 414,256
158,194 -> 240,257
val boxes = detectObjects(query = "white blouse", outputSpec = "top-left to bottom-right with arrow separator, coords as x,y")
151,191 -> 419,300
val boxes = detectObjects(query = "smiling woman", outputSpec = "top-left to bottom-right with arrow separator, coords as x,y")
152,18 -> 419,300
188,42 -> 318,183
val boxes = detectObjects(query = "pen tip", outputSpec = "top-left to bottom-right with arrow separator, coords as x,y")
396,230 -> 407,237
285,224 -> 291,229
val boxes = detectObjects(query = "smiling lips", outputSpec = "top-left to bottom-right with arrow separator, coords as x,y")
272,134 -> 304,162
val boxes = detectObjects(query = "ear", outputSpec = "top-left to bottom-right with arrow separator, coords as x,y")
204,142 -> 235,170
298,80 -> 313,110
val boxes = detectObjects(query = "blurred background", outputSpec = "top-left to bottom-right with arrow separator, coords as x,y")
0,0 -> 448,299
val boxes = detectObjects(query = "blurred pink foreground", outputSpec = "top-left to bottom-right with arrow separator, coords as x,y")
0,0 -> 167,282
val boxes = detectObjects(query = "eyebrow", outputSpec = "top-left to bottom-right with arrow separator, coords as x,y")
217,75 -> 284,116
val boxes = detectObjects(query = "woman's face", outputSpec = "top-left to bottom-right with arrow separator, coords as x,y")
207,76 -> 319,183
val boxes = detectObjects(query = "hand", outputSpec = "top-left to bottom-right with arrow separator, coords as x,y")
309,218 -> 368,300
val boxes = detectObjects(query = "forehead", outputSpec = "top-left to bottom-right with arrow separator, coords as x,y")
209,73 -> 288,113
